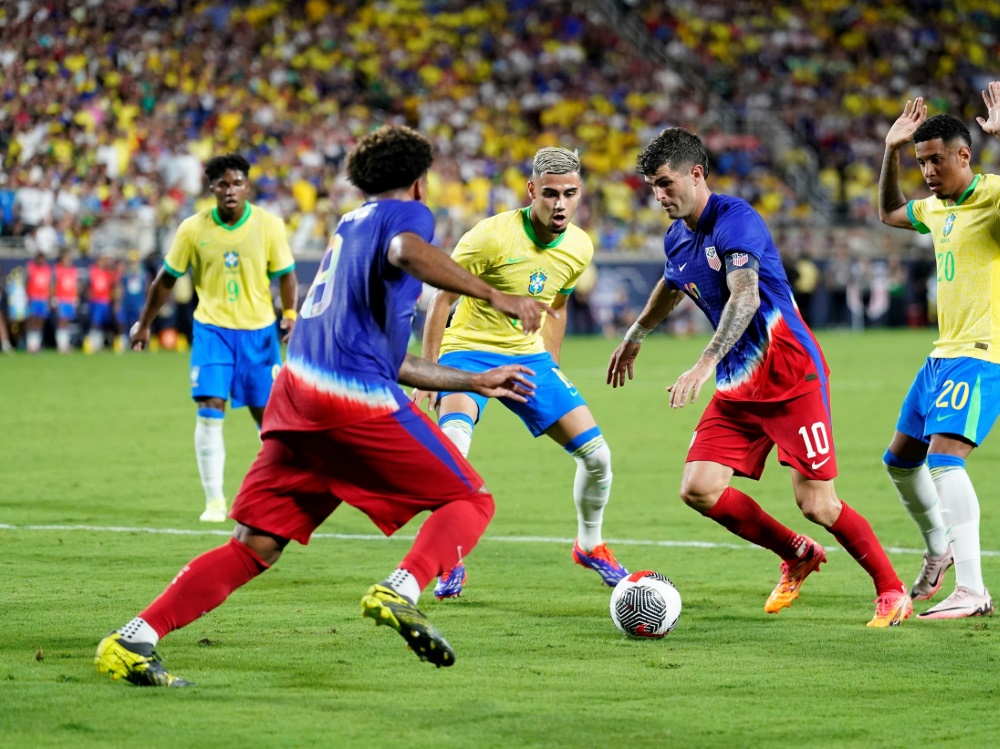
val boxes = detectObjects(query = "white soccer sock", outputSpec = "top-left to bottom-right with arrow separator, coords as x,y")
194,411 -> 226,504
26,330 -> 42,352
930,458 -> 985,594
384,568 -> 420,605
119,616 -> 159,647
55,328 -> 71,352
439,413 -> 475,458
884,461 -> 950,557
88,329 -> 104,352
571,439 -> 612,551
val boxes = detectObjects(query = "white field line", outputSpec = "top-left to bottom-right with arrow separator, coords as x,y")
1,523 -> 998,557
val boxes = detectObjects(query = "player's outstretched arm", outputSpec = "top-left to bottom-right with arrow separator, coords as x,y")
387,233 -> 551,334
879,97 -> 927,229
607,279 -> 684,388
667,267 -> 759,409
129,267 -> 176,351
541,293 -> 570,365
976,81 -> 1000,141
411,288 -> 461,411
399,354 -> 537,403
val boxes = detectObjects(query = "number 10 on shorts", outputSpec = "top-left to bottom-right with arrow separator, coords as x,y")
797,421 -> 830,459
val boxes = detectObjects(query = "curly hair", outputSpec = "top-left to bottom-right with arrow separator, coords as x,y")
204,153 -> 251,182
636,127 -> 711,178
346,125 -> 434,195
913,114 -> 972,148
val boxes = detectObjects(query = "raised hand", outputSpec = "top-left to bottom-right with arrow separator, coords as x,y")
977,81 -> 1000,138
885,97 -> 927,151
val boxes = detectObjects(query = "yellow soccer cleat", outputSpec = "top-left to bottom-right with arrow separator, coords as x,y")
95,632 -> 192,687
765,537 -> 827,614
361,584 -> 455,667
867,586 -> 913,627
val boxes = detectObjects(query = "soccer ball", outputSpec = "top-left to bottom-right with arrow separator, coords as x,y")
610,570 -> 682,638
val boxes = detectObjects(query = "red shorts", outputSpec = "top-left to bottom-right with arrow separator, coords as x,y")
687,387 -> 838,481
230,402 -> 485,544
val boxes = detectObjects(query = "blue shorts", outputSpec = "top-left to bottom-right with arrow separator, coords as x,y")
190,320 -> 281,409
90,301 -> 111,327
437,350 -> 587,437
56,302 -> 76,322
897,356 -> 1000,446
29,300 -> 48,319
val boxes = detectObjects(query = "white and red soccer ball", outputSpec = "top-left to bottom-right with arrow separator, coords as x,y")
610,570 -> 682,638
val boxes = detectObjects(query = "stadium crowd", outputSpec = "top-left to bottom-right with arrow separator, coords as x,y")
0,0 -> 972,352
629,0 -> 1000,220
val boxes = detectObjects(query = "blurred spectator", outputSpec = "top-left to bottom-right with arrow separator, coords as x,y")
53,250 -> 80,354
24,251 -> 52,353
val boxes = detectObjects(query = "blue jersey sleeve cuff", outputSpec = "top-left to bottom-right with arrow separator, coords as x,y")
906,201 -> 931,234
268,263 -> 296,280
162,261 -> 184,278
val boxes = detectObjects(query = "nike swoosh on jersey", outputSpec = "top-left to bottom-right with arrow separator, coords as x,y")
506,257 -> 528,264
679,263 -> 688,271
936,411 -> 956,421
811,457 -> 831,470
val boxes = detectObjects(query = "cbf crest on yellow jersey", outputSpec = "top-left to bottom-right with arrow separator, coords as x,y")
164,203 -> 295,330
441,208 -> 593,356
908,173 -> 1000,363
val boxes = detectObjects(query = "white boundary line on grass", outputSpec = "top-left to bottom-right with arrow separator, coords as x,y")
1,522 -> 998,557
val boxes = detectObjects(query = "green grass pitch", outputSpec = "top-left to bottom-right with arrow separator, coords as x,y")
2,331 -> 999,748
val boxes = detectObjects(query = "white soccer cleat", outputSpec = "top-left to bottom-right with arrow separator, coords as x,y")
909,547 -> 954,601
199,498 -> 228,523
917,586 -> 994,619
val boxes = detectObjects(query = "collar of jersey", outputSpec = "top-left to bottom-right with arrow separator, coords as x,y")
211,202 -> 252,231
951,174 -> 982,207
520,207 -> 566,249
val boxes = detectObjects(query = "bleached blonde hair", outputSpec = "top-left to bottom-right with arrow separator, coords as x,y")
531,147 -> 581,179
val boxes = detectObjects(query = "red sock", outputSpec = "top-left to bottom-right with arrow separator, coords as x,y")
398,490 -> 495,588
704,486 -> 802,559
140,538 -> 269,638
828,501 -> 903,595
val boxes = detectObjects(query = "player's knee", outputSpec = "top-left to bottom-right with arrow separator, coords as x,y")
679,479 -> 723,513
575,441 -> 612,482
473,484 -> 496,522
797,494 -> 841,527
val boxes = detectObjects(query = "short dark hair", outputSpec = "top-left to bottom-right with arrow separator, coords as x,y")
205,153 -> 251,182
346,125 -> 434,195
636,127 -> 711,178
913,114 -> 972,148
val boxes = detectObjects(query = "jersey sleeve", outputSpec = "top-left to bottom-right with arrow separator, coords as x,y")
266,213 -> 296,278
906,199 -> 931,234
450,220 -> 495,276
558,232 -> 594,294
163,221 -> 192,277
713,201 -> 768,261
385,201 -> 436,245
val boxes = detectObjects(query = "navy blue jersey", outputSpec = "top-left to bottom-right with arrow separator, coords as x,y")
663,193 -> 828,402
272,199 -> 434,430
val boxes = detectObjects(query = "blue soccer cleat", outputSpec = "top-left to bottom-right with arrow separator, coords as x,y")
572,540 -> 629,587
434,561 -> 468,600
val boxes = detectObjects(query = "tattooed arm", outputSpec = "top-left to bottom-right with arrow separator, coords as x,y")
666,266 -> 760,409
398,354 -> 536,402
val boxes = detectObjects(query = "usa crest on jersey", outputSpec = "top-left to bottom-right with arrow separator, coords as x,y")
705,245 -> 722,271
528,269 -> 548,296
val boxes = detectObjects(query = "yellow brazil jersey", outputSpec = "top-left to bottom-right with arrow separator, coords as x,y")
164,203 -> 295,331
440,208 -> 593,356
908,173 -> 1000,363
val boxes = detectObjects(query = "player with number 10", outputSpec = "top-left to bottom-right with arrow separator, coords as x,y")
607,128 -> 911,627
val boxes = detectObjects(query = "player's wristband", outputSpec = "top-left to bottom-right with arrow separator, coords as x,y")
282,309 -> 298,321
624,321 -> 652,343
